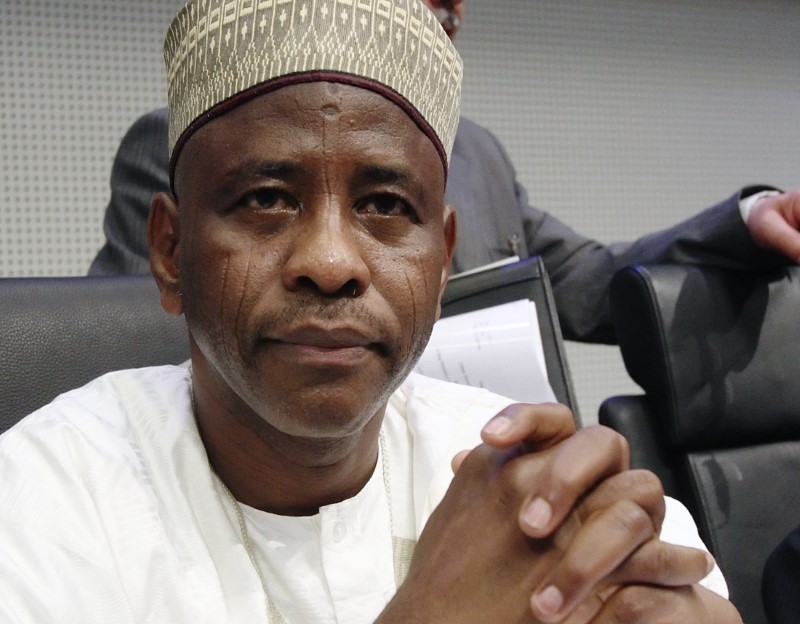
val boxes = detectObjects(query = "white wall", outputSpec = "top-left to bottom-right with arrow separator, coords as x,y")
2,0 -> 798,423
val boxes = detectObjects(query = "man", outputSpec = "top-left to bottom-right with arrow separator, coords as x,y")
1,0 -> 739,621
88,0 -> 800,344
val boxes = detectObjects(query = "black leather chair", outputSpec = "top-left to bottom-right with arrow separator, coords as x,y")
599,263 -> 800,624
0,275 -> 189,434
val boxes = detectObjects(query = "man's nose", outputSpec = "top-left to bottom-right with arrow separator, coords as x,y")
281,207 -> 371,298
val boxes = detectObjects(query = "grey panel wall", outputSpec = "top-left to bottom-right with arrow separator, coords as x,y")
1,0 -> 798,421
0,0 -> 182,276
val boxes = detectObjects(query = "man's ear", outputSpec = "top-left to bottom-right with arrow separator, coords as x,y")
436,204 -> 458,320
148,191 -> 183,316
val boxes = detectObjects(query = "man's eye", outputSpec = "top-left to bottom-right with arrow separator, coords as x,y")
237,188 -> 293,212
360,195 -> 414,218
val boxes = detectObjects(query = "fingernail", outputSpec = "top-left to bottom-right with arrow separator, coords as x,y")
705,552 -> 716,575
523,497 -> 552,531
533,585 -> 563,618
482,416 -> 511,437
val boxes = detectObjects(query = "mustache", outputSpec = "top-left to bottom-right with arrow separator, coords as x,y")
254,294 -> 385,338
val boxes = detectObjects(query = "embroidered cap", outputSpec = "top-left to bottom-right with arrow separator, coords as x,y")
164,0 -> 463,180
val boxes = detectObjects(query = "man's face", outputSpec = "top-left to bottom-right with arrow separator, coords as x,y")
162,82 -> 455,440
421,0 -> 464,40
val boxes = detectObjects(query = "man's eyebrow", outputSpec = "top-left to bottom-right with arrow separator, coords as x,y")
357,165 -> 415,189
218,161 -> 301,193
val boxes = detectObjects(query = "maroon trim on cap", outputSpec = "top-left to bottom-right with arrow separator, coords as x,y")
168,71 -> 448,192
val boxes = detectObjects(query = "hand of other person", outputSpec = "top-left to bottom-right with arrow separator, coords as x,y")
377,403 -> 738,623
747,189 -> 800,263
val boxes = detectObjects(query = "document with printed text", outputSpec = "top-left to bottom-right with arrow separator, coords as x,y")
415,299 -> 555,404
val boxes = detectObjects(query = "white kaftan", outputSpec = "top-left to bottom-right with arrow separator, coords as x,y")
0,366 -> 726,622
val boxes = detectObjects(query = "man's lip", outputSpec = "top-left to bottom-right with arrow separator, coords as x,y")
261,325 -> 383,367
265,326 -> 377,350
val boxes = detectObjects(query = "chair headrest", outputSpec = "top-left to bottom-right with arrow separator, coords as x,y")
610,264 -> 800,449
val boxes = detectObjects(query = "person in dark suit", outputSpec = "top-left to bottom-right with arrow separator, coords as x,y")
762,525 -> 800,623
89,0 -> 800,344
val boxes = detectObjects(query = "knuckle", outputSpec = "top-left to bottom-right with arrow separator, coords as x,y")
628,469 -> 665,505
614,429 -> 631,458
605,470 -> 665,530
495,454 -> 533,507
553,556 -> 593,591
457,443 -> 503,482
639,469 -> 664,496
606,585 -> 656,622
586,425 -> 630,464
611,499 -> 653,539
614,468 -> 664,500
545,401 -> 575,419
532,402 -> 578,437
496,467 -> 521,503
635,541 -> 676,582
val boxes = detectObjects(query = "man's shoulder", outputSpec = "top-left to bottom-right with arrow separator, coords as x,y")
455,115 -> 501,146
451,115 -> 516,180
120,107 -> 169,149
0,364 -> 191,456
135,106 -> 168,129
0,365 -> 194,528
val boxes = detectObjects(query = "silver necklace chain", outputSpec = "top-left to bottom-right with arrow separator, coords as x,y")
215,474 -> 284,622
214,432 -> 392,623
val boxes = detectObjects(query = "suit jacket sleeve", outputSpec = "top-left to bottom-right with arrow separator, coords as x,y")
762,524 -> 800,624
88,109 -> 170,276
446,117 -> 786,344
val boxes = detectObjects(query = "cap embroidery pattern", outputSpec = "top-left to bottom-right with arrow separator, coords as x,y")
165,0 -> 462,168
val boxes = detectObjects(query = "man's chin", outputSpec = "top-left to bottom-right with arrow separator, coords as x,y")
263,398 -> 386,441
249,374 -> 394,434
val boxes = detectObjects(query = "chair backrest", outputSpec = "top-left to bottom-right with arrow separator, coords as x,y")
0,275 -> 190,434
599,263 -> 800,624
441,255 -> 579,422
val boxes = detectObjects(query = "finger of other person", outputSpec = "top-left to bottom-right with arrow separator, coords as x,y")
748,189 -> 800,263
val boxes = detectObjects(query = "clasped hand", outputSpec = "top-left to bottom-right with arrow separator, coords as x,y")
382,403 -> 742,623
